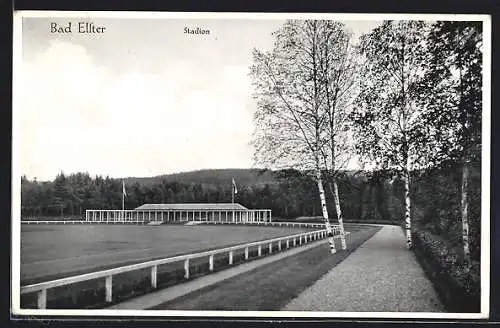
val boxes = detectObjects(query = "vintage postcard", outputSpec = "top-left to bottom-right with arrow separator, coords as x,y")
11,11 -> 491,319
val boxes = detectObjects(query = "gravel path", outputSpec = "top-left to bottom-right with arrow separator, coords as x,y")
282,225 -> 445,312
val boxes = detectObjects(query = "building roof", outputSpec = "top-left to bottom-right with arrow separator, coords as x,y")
134,203 -> 249,211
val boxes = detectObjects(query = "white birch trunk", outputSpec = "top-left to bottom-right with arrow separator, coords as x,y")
317,170 -> 336,254
332,181 -> 347,250
461,160 -> 471,266
403,168 -> 412,248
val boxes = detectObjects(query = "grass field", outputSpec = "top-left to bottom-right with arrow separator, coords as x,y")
21,224 -> 310,285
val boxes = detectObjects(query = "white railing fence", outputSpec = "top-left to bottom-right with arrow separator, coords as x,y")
20,220 -> 143,225
198,221 -> 326,229
20,220 -> 328,229
21,227 -> 339,309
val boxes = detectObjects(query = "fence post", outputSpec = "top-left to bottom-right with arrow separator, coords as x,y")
269,242 -> 272,254
258,245 -> 262,257
209,254 -> 214,271
229,251 -> 233,265
151,265 -> 157,289
245,247 -> 249,260
37,289 -> 47,309
105,275 -> 112,303
184,258 -> 190,279
294,237 -> 296,246
278,240 -> 282,251
286,239 -> 290,249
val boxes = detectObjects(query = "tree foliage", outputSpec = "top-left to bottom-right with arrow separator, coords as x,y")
250,20 -> 356,174
351,21 -> 433,172
419,21 -> 482,164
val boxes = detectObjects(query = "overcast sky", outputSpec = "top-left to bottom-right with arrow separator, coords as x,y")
18,15 -> 382,181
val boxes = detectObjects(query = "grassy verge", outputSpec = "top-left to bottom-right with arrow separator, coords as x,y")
150,224 -> 382,311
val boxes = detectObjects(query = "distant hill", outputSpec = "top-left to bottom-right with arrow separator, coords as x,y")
123,168 -> 279,187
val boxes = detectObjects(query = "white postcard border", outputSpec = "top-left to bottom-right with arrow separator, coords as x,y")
11,10 -> 492,320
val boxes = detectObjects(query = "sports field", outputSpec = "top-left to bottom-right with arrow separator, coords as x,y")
21,224 -> 310,285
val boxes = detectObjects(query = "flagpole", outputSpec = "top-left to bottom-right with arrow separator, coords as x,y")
232,179 -> 235,223
122,180 -> 125,221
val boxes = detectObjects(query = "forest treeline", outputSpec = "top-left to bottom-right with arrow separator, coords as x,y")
21,164 -> 481,259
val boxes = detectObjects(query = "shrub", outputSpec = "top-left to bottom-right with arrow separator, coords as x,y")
412,228 -> 480,312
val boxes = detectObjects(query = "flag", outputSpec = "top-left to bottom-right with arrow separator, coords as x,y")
122,180 -> 127,197
232,178 -> 238,194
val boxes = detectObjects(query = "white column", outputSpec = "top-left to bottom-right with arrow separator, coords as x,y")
184,258 -> 190,279
209,254 -> 214,271
37,289 -> 47,309
151,265 -> 157,289
105,275 -> 112,302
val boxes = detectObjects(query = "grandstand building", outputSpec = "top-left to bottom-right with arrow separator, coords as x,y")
85,203 -> 272,224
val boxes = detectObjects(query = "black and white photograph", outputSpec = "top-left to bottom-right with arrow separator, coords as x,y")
11,11 -> 491,319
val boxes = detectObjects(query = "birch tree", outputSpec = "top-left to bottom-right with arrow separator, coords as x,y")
317,27 -> 360,250
420,21 -> 483,265
351,21 -> 432,248
250,20 -> 354,253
